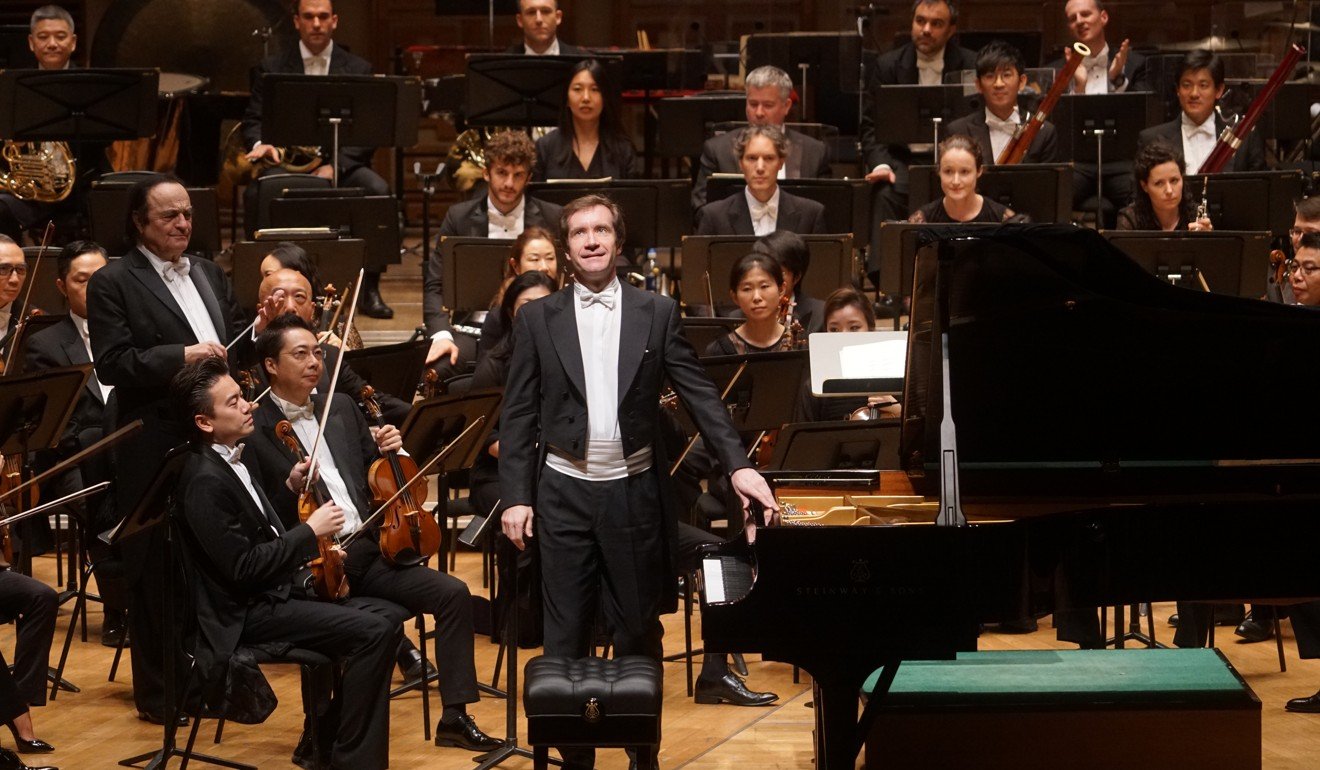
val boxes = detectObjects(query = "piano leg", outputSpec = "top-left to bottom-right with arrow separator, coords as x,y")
813,663 -> 900,770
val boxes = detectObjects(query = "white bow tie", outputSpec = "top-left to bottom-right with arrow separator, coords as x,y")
749,201 -> 777,222
219,443 -> 244,464
986,114 -> 1019,132
281,400 -> 316,422
1184,124 -> 1214,139
576,285 -> 615,310
161,257 -> 191,283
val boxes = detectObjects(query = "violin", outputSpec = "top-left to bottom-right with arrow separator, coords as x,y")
359,385 -> 439,566
275,420 -> 349,601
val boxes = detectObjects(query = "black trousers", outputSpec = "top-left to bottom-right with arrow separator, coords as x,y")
1290,601 -> 1320,660
538,467 -> 667,770
129,539 -> 188,715
0,571 -> 56,707
344,537 -> 480,707
244,595 -> 402,770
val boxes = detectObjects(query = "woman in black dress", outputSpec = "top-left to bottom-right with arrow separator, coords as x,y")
704,252 -> 804,356
1115,141 -> 1213,231
533,59 -> 636,181
908,135 -> 1023,224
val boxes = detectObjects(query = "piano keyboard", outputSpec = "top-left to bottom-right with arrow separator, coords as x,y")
702,556 -> 754,604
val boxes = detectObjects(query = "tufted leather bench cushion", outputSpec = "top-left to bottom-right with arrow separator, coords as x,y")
524,655 -> 663,747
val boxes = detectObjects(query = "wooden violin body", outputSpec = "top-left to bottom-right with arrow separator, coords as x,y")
360,386 -> 440,566
275,419 -> 349,600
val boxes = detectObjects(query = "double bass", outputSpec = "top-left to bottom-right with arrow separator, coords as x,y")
359,385 -> 440,566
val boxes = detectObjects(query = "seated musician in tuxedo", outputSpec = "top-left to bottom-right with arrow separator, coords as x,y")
1137,50 -> 1265,176
859,0 -> 976,238
945,41 -> 1059,165
691,66 -> 832,210
243,314 -> 501,752
241,0 -> 394,319
534,59 -> 635,182
1285,233 -> 1320,307
425,130 -> 562,380
23,240 -> 127,646
1115,142 -> 1212,231
508,0 -> 587,55
1052,0 -> 1147,94
696,126 -> 827,237
171,357 -> 400,769
908,135 -> 1023,223
0,237 -> 28,360
1270,196 -> 1320,303
87,175 -> 279,724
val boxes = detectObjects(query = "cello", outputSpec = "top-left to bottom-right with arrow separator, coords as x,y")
359,385 -> 440,566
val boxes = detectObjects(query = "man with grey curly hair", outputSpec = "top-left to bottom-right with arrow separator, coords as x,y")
691,65 -> 832,210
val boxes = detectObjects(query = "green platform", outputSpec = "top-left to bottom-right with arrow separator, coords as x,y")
863,648 -> 1255,707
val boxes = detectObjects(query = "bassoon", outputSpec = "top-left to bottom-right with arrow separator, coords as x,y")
1199,43 -> 1306,173
997,42 -> 1091,165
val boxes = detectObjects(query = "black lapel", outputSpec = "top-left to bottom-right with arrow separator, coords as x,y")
967,114 -> 994,165
544,288 -> 586,398
315,393 -> 363,508
616,285 -> 653,404
201,447 -> 279,533
188,262 -> 228,342
898,45 -> 918,83
58,323 -> 103,404
731,195 -> 754,236
126,249 -> 190,331
470,199 -> 488,236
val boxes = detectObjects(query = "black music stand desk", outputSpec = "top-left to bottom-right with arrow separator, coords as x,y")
654,94 -> 746,160
681,234 -> 854,315
464,55 -> 583,128
766,419 -> 902,473
0,68 -> 158,144
669,350 -> 808,437
401,389 -> 502,475
870,85 -> 973,146
343,339 -> 430,404
229,238 -> 367,311
908,164 -> 1073,225
269,194 -> 399,271
1103,230 -> 1271,298
438,236 -> 515,315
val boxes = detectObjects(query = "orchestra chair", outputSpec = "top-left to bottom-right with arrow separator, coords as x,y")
386,611 -> 437,740
524,656 -> 663,770
242,173 -> 332,238
1203,599 -> 1307,672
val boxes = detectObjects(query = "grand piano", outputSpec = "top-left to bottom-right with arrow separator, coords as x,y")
698,225 -> 1320,770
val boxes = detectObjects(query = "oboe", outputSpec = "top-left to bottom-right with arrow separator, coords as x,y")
1195,176 -> 1209,224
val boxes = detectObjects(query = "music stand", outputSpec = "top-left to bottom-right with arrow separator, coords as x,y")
88,184 -> 222,256
874,222 -> 999,301
438,237 -> 515,314
669,350 -> 809,438
703,177 -> 870,244
1181,170 -> 1306,238
908,163 -> 1073,225
1051,92 -> 1153,164
0,26 -> 36,69
0,69 -> 158,144
269,195 -> 400,271
260,74 -> 421,187
343,339 -> 430,404
463,54 -> 582,128
766,419 -> 902,473
745,32 -> 863,125
1103,230 -> 1271,298
4,313 -> 66,375
402,390 -> 501,471
229,238 -> 367,311
526,179 -> 692,250
680,317 -> 740,354
870,85 -> 973,147
654,94 -> 746,159
681,234 -> 854,315
112,447 -> 220,770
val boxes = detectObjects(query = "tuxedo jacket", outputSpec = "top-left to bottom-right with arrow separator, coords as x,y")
861,42 -> 978,180
242,392 -> 379,532
695,189 -> 828,236
692,127 -> 832,209
88,248 -> 252,519
25,315 -> 106,453
178,445 -> 318,692
247,343 -> 412,428
1137,115 -> 1265,174
944,111 -> 1060,165
241,44 -> 375,177
1046,48 -> 1150,94
503,41 -> 590,56
423,196 -> 564,335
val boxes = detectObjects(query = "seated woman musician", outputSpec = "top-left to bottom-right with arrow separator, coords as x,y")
801,287 -> 899,422
476,227 -> 563,358
704,252 -> 806,356
749,230 -> 825,333
1115,141 -> 1213,232
533,58 -> 636,182
908,134 -> 1024,224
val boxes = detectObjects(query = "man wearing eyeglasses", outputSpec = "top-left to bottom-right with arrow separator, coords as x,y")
86,175 -> 283,724
0,236 -> 29,351
1286,233 -> 1320,307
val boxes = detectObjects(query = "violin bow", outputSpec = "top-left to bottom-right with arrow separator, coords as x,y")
2,221 -> 54,374
303,268 -> 364,493
0,419 -> 142,506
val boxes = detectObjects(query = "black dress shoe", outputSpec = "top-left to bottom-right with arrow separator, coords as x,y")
397,650 -> 438,687
1286,691 -> 1320,713
1168,613 -> 1179,627
136,710 -> 189,727
996,617 -> 1039,634
694,674 -> 778,707
9,738 -> 52,755
0,745 -> 56,770
101,625 -> 129,649
1235,614 -> 1273,643
434,713 -> 503,751
358,289 -> 393,319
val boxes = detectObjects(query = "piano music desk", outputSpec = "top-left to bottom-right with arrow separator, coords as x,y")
862,649 -> 1260,770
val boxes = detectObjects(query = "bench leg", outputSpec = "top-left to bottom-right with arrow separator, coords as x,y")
533,745 -> 549,770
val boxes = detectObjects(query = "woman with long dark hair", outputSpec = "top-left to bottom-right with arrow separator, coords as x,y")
533,59 -> 636,181
1116,141 -> 1213,231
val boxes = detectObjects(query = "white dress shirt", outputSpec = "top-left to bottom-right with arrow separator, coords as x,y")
141,247 -> 222,346
545,278 -> 653,481
300,40 -> 333,77
745,186 -> 782,237
525,39 -> 560,56
916,48 -> 944,86
486,196 -> 526,239
71,312 -> 113,403
984,107 -> 1022,164
1181,112 -> 1217,176
1079,44 -> 1130,94
0,302 -> 11,342
269,392 -> 364,535
212,443 -> 280,537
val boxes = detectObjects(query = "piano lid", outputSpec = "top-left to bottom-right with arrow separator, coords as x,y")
901,224 -> 1320,512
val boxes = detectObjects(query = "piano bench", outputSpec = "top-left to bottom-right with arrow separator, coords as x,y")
862,649 -> 1261,770
524,655 -> 663,770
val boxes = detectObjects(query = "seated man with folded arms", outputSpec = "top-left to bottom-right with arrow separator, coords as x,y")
424,130 -> 562,381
